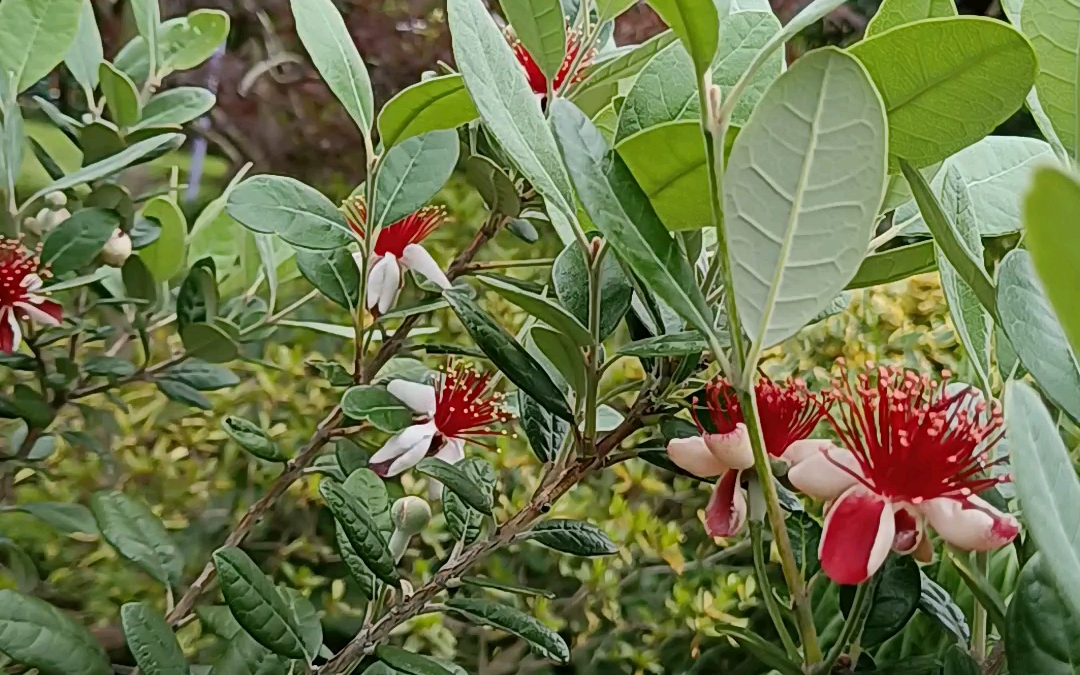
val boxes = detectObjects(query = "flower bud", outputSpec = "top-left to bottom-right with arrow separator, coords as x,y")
45,191 -> 67,208
99,228 -> 133,267
36,207 -> 71,233
22,216 -> 41,236
391,496 -> 432,535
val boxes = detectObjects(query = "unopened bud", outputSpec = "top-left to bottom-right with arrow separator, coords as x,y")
589,236 -> 603,261
22,216 -> 41,235
391,496 -> 432,535
37,207 -> 71,232
45,191 -> 67,209
81,113 -> 94,124
706,83 -> 723,131
99,228 -> 133,267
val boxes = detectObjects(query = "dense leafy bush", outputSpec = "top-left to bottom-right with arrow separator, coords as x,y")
2,0 -> 1080,674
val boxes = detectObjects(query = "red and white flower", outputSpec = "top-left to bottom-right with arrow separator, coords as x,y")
508,26 -> 594,98
342,197 -> 451,315
666,377 -> 826,537
370,361 -> 511,479
0,239 -> 62,354
787,364 -> 1019,585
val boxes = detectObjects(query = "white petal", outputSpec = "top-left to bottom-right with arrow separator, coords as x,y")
779,438 -> 834,466
366,254 -> 401,313
666,436 -> 729,477
434,437 -> 465,464
401,243 -> 450,289
369,421 -> 436,476
351,250 -> 366,273
704,423 -> 754,471
387,379 -> 437,415
920,495 -> 1020,552
21,273 -> 42,291
15,300 -> 61,327
787,444 -> 864,502
5,307 -> 22,352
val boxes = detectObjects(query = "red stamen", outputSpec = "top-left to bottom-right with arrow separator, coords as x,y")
693,377 -> 825,457
508,26 -> 595,96
823,364 -> 1007,503
341,196 -> 445,259
433,360 -> 513,445
0,238 -> 51,311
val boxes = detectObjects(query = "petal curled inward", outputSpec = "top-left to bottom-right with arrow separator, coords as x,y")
0,307 -> 19,353
779,438 -> 834,467
704,423 -> 754,470
369,421 -> 437,477
788,443 -> 863,502
819,485 -> 895,585
666,436 -> 729,477
17,298 -> 62,326
401,244 -> 450,289
920,495 -> 1020,552
366,253 -> 402,314
387,379 -> 438,415
891,503 -> 924,555
704,470 -> 747,538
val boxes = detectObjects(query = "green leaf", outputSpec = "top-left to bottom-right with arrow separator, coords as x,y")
948,551 -> 1009,638
226,175 -> 353,251
277,587 -> 322,662
552,237 -> 632,340
334,523 -> 375,599
645,0 -> 722,80
179,322 -> 238,364
196,605 -> 242,640
290,0 -> 373,133
444,457 -> 495,544
120,602 -> 190,675
40,207 -> 120,275
11,502 -> 98,535
919,573 -> 970,644
24,133 -> 183,208
377,74 -> 478,148
177,258 -> 218,328
786,512 -> 821,579
616,331 -> 708,357
156,379 -> 211,409
318,479 -> 398,585
448,0 -> 577,244
850,17 -> 1036,170
712,11 -> 782,127
223,417 -> 287,462
935,167 -> 992,390
139,195 -> 187,282
1005,379 -> 1080,618
478,274 -> 591,346
343,468 -> 393,538
998,250 -> 1080,424
840,555 -> 921,647
91,490 -> 183,586
942,645 -> 980,675
99,61 -> 141,128
83,355 -> 137,378
726,48 -> 886,356
461,576 -> 557,598
615,121 -> 709,232
442,285 -> 573,422
135,87 -> 215,130
518,391 -> 567,463
341,385 -> 414,433
0,0 -> 83,92
417,457 -> 494,515
214,631 -> 290,675
115,10 -> 229,82
500,0 -> 566,80
64,0 -> 103,94
531,323 -> 586,396
865,0 -> 956,37
1005,553 -> 1080,675
375,646 -> 455,675
848,240 -> 936,289
901,159 -> 997,318
122,252 -> 158,304
527,518 -> 617,556
295,247 -> 360,310
1023,0 -> 1080,160
445,598 -> 570,662
713,624 -> 803,675
1024,165 -> 1080,359
571,30 -> 677,112
549,100 -> 720,355
372,129 -> 459,229
162,360 -> 239,390
463,155 -> 521,217
212,546 -> 307,660
129,0 -> 160,70
596,0 -> 637,20
0,589 -> 112,675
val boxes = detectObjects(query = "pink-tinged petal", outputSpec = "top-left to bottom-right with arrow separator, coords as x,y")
666,436 -> 729,477
0,307 -> 16,354
369,421 -> 436,477
366,253 -> 401,314
891,503 -> 924,555
704,423 -> 754,470
401,243 -> 450,289
17,298 -> 62,326
20,273 -> 42,291
819,486 -> 895,585
920,495 -> 1019,552
387,379 -> 437,415
779,438 -> 834,466
788,444 -> 863,502
704,470 -> 747,538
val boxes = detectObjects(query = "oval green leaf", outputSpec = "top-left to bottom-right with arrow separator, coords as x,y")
518,391 -> 568,463
223,416 -> 288,462
294,247 -> 361,310
91,490 -> 183,586
1005,553 -> 1080,675
499,0 -> 566,80
226,175 -> 353,251
343,468 -> 393,538
848,240 -> 935,289
416,457 -> 494,514
12,501 -> 98,535
318,479 -> 398,585
552,236 -> 633,340
120,602 -> 190,675
98,61 -> 141,128
212,546 -> 307,660
341,385 -> 415,433
375,645 -> 455,675
135,87 -> 215,130
478,274 -> 591,346
0,589 -> 112,675
277,587 -> 322,662
335,523 -> 376,599
616,120 -> 709,231
445,597 -> 570,662
139,196 -> 187,282
645,0 -> 720,79
40,207 -> 120,275
63,0 -> 103,94
372,129 -> 459,229
865,0 -> 956,38
214,631 -> 290,675
0,0 -> 83,92
1023,0 -> 1080,160
527,518 -> 618,556
179,322 -> 238,364
444,457 -> 495,544
378,74 -> 478,148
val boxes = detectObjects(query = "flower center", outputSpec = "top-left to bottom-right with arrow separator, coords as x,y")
432,362 -> 512,443
691,377 -> 823,456
341,197 -> 446,259
0,240 -> 43,310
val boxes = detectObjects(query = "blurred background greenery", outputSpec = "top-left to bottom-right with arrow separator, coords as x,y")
0,0 -> 1038,673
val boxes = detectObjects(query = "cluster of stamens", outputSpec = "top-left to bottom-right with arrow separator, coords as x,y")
823,359 -> 1007,503
341,197 -> 446,258
0,239 -> 50,312
432,361 -> 514,446
507,26 -> 596,96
